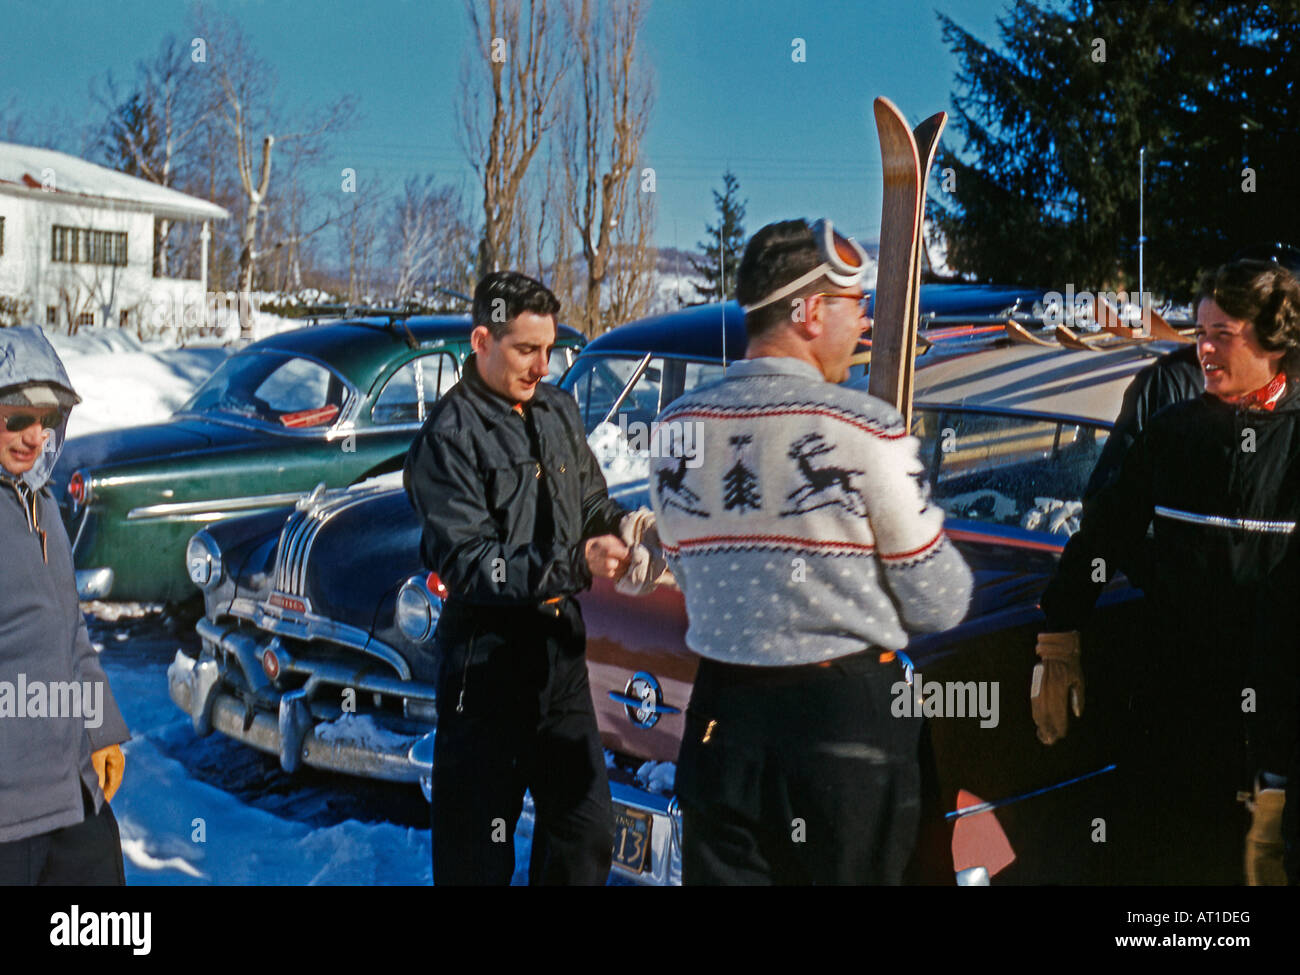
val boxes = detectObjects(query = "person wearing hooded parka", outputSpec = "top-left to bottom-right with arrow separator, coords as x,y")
0,325 -> 130,884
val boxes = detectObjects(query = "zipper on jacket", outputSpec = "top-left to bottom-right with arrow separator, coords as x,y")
455,632 -> 477,714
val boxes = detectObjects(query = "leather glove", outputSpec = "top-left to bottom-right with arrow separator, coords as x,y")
616,508 -> 670,596
1031,631 -> 1083,745
92,744 -> 125,802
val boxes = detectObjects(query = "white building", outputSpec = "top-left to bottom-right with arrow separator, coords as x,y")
0,141 -> 228,331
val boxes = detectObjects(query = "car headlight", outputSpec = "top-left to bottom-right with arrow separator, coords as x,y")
185,531 -> 224,591
396,573 -> 444,643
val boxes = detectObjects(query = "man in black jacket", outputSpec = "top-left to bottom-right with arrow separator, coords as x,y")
404,271 -> 630,885
1032,259 -> 1300,883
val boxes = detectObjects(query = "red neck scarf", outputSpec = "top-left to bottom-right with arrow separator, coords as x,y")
1222,371 -> 1287,411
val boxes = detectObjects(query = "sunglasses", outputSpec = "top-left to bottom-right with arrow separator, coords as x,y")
4,411 -> 62,433
815,291 -> 872,315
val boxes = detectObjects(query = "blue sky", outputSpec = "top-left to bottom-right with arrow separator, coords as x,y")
1,0 -> 1011,250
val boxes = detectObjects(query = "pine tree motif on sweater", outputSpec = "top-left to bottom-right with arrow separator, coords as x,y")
723,434 -> 761,512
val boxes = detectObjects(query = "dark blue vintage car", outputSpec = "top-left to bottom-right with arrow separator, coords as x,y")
168,293 -> 1183,884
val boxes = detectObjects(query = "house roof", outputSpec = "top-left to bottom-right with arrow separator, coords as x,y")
0,141 -> 228,222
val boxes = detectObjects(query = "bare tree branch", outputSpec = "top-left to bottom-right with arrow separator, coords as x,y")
192,5 -> 357,330
458,0 -> 573,276
559,0 -> 656,335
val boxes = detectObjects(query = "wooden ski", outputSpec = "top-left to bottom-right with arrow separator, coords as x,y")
869,97 -> 946,429
1004,320 -> 1059,347
1057,324 -> 1157,351
1054,325 -> 1099,350
902,111 -> 946,416
1098,292 -> 1194,343
1150,308 -> 1195,343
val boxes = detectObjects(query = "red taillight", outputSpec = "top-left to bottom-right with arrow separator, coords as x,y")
262,648 -> 280,681
426,572 -> 448,600
68,471 -> 87,506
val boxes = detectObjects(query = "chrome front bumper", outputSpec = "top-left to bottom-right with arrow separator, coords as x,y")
167,620 -> 434,787
170,619 -> 680,881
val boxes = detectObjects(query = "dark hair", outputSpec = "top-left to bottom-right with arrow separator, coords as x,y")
472,270 -> 561,340
1196,259 -> 1300,374
736,219 -> 822,339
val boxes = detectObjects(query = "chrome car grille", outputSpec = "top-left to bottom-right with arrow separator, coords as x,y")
271,486 -> 390,599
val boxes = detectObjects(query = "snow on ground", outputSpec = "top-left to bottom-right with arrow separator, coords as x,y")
99,631 -> 541,885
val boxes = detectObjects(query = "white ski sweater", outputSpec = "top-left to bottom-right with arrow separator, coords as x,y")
649,356 -> 972,665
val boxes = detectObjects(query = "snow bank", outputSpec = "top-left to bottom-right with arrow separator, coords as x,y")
46,328 -> 230,438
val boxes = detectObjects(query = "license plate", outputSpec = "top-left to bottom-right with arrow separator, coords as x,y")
612,804 -> 652,873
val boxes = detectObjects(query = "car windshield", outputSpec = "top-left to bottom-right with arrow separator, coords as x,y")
562,354 -> 727,435
912,407 -> 1109,536
179,351 -> 350,429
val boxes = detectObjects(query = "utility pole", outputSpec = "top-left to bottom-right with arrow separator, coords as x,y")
1138,146 -> 1146,321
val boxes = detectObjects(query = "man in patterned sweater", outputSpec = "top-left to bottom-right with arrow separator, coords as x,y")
650,218 -> 973,884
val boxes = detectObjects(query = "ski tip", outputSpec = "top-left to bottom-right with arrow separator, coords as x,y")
915,111 -> 949,139
1150,310 -> 1195,342
1004,320 -> 1057,348
1054,325 -> 1097,351
873,95 -> 906,123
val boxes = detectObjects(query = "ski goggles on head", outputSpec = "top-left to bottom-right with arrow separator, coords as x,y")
742,219 -> 869,313
3,410 -> 61,433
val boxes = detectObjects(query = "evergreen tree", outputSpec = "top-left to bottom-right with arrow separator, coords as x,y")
98,91 -> 162,179
934,1 -> 1300,297
690,170 -> 747,303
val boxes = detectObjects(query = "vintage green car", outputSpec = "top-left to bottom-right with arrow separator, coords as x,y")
52,315 -> 584,603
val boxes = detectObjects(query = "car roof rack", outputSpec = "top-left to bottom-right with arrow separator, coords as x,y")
300,304 -> 420,326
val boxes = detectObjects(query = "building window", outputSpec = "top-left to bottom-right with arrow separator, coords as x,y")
47,306 -> 57,326
76,311 -> 94,328
51,225 -> 128,267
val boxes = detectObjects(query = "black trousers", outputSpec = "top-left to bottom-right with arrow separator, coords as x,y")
431,598 -> 613,885
0,784 -> 125,886
676,651 -> 922,885
1106,637 -> 1252,885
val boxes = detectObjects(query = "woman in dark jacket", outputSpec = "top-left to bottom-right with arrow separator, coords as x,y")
1031,259 -> 1300,884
